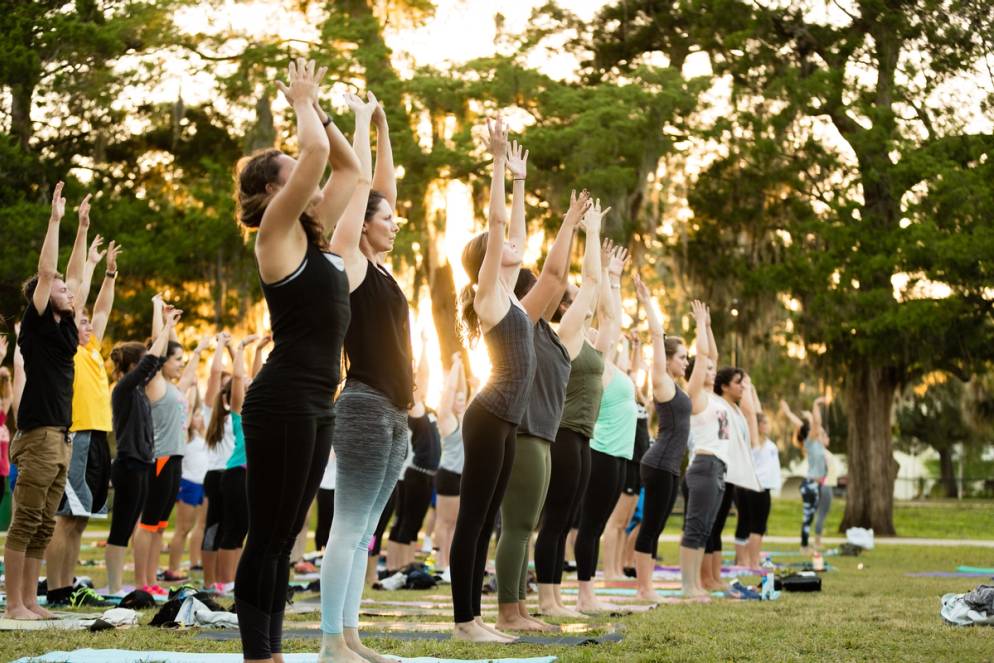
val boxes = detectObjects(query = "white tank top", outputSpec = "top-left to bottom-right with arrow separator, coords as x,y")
689,393 -> 733,465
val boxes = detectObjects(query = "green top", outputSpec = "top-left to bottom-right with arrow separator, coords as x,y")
591,367 -> 638,460
558,341 -> 605,438
225,412 -> 246,469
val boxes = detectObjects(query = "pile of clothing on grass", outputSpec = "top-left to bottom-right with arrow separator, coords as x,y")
941,584 -> 994,626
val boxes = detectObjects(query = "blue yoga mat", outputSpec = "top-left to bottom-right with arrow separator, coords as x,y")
13,650 -> 558,663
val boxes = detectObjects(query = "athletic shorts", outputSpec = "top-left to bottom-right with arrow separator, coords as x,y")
57,430 -> 111,518
434,468 -> 461,496
140,455 -> 182,531
177,478 -> 205,507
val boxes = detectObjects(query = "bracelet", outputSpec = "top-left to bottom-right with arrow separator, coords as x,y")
513,178 -> 525,182
610,284 -> 621,290
105,271 -> 117,279
321,115 -> 332,127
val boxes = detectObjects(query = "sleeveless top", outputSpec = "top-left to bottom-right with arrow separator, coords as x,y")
152,382 -> 187,457
689,392 -> 734,465
519,319 -> 571,443
559,341 -> 605,438
805,437 -> 828,480
244,243 -> 350,417
642,386 -> 692,475
590,369 -> 638,459
473,303 -> 536,425
344,260 -> 413,409
439,424 -> 464,474
631,403 -> 651,463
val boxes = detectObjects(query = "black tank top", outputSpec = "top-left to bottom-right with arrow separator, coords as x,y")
243,243 -> 350,417
642,386 -> 692,475
474,303 -> 536,425
343,260 -> 413,409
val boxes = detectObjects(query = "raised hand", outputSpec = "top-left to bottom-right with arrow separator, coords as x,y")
506,140 -> 528,180
633,272 -> 651,304
344,90 -> 378,122
194,333 -> 212,353
106,240 -> 122,273
215,331 -> 232,348
601,237 -> 615,266
165,306 -> 182,328
484,116 -> 509,161
238,334 -> 261,349
607,243 -> 629,278
275,57 -> 327,107
564,189 -> 592,229
691,299 -> 708,324
50,181 -> 66,223
87,235 -> 106,265
258,334 -> 273,348
77,193 -> 92,229
372,99 -> 388,129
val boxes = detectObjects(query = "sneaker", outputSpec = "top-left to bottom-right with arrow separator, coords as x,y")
69,586 -> 115,608
420,536 -> 434,554
190,564 -> 204,572
161,569 -> 188,582
142,584 -> 169,597
440,567 -> 452,584
294,561 -> 319,574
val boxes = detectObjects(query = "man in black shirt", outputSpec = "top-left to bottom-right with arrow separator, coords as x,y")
4,182 -> 80,620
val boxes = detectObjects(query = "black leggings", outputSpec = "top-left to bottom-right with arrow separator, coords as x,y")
108,458 -> 151,547
734,488 -> 771,540
220,466 -> 248,550
201,469 -> 224,552
575,448 -> 624,582
315,488 -> 335,551
450,401 -> 516,624
706,483 -> 735,554
235,413 -> 334,660
140,455 -> 182,529
389,468 -> 434,545
534,428 -> 591,584
635,465 -> 680,558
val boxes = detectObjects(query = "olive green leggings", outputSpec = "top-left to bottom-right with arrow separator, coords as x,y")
495,434 -> 552,604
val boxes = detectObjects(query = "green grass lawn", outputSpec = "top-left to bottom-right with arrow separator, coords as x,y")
3,499 -> 994,662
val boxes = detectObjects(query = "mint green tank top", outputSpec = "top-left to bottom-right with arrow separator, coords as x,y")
590,368 -> 638,459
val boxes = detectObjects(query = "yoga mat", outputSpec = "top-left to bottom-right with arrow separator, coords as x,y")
906,572 -> 993,578
560,587 -> 725,598
14,651 -> 557,663
957,566 -> 994,574
198,627 -> 621,646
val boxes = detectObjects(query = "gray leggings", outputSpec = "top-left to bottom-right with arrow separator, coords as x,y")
680,455 -> 726,550
814,483 -> 833,535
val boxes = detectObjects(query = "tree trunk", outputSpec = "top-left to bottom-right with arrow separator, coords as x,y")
10,81 -> 35,151
937,447 -> 958,499
841,363 -> 899,535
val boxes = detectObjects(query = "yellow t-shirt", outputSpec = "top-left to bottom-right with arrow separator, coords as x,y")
71,336 -> 112,432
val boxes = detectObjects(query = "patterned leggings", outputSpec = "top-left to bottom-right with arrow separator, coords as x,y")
800,479 -> 820,547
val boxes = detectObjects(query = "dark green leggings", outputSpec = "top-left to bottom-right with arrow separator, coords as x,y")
495,434 -> 552,604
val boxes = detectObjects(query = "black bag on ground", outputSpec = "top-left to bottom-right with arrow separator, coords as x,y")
776,573 -> 822,592
118,589 -> 157,609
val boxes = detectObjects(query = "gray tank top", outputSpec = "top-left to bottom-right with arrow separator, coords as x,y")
439,424 -> 464,474
152,382 -> 187,458
641,386 -> 691,475
474,303 -> 536,425
519,319 -> 571,442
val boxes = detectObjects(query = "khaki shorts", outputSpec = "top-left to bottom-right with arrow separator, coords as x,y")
8,427 -> 71,558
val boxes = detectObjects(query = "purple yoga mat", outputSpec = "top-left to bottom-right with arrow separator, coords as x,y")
906,572 -> 993,578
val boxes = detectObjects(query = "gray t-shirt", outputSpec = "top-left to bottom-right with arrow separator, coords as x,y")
642,386 -> 691,475
152,382 -> 187,458
805,437 -> 827,480
439,424 -> 464,474
519,319 -> 571,443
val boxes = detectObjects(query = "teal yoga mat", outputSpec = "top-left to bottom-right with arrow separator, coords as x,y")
957,566 -> 994,574
14,652 -> 558,663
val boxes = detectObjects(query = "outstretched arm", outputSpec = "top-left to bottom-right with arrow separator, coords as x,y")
706,306 -> 718,365
811,396 -> 827,443
594,243 -> 627,356
65,194 -> 92,307
371,103 -> 397,208
475,117 -> 509,313
329,92 -> 376,289
204,332 -> 230,406
33,182 -> 66,315
634,273 -> 675,404
311,99 -> 361,236
410,333 -> 430,417
229,335 -> 253,415
90,240 -> 120,343
78,235 -> 107,315
12,325 -> 24,416
437,352 -> 462,433
177,333 -> 211,393
687,300 -> 711,415
740,375 -> 761,449
522,189 -> 592,322
558,201 -> 603,358
251,335 -> 271,379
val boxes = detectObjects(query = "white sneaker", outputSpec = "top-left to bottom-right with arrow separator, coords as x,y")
380,571 -> 407,591
420,536 -> 434,554
440,567 -> 452,584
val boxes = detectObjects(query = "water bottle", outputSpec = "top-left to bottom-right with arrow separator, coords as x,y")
812,551 -> 825,572
761,571 -> 775,600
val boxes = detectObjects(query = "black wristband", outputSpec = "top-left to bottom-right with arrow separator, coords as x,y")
105,271 -> 117,279
321,115 -> 332,127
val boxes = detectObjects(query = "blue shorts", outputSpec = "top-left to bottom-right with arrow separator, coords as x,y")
177,478 -> 205,506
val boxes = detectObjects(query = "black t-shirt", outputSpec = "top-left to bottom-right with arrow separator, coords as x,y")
408,412 -> 441,471
17,302 -> 78,430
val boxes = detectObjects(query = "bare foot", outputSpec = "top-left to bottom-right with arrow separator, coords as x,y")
523,615 -> 555,631
537,603 -> 585,618
682,589 -> 712,602
4,606 -> 43,620
344,628 -> 397,663
475,617 -> 517,642
453,621 -> 509,643
702,580 -> 728,592
575,598 -> 616,614
496,616 -> 547,632
635,589 -> 662,602
319,634 -> 368,663
25,603 -> 55,619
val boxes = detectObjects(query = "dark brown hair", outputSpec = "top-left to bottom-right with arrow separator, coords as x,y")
365,190 -> 388,222
205,377 -> 232,450
22,272 -> 63,303
459,232 -> 489,344
235,148 -> 325,247
110,341 -> 147,376
664,336 -> 685,359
